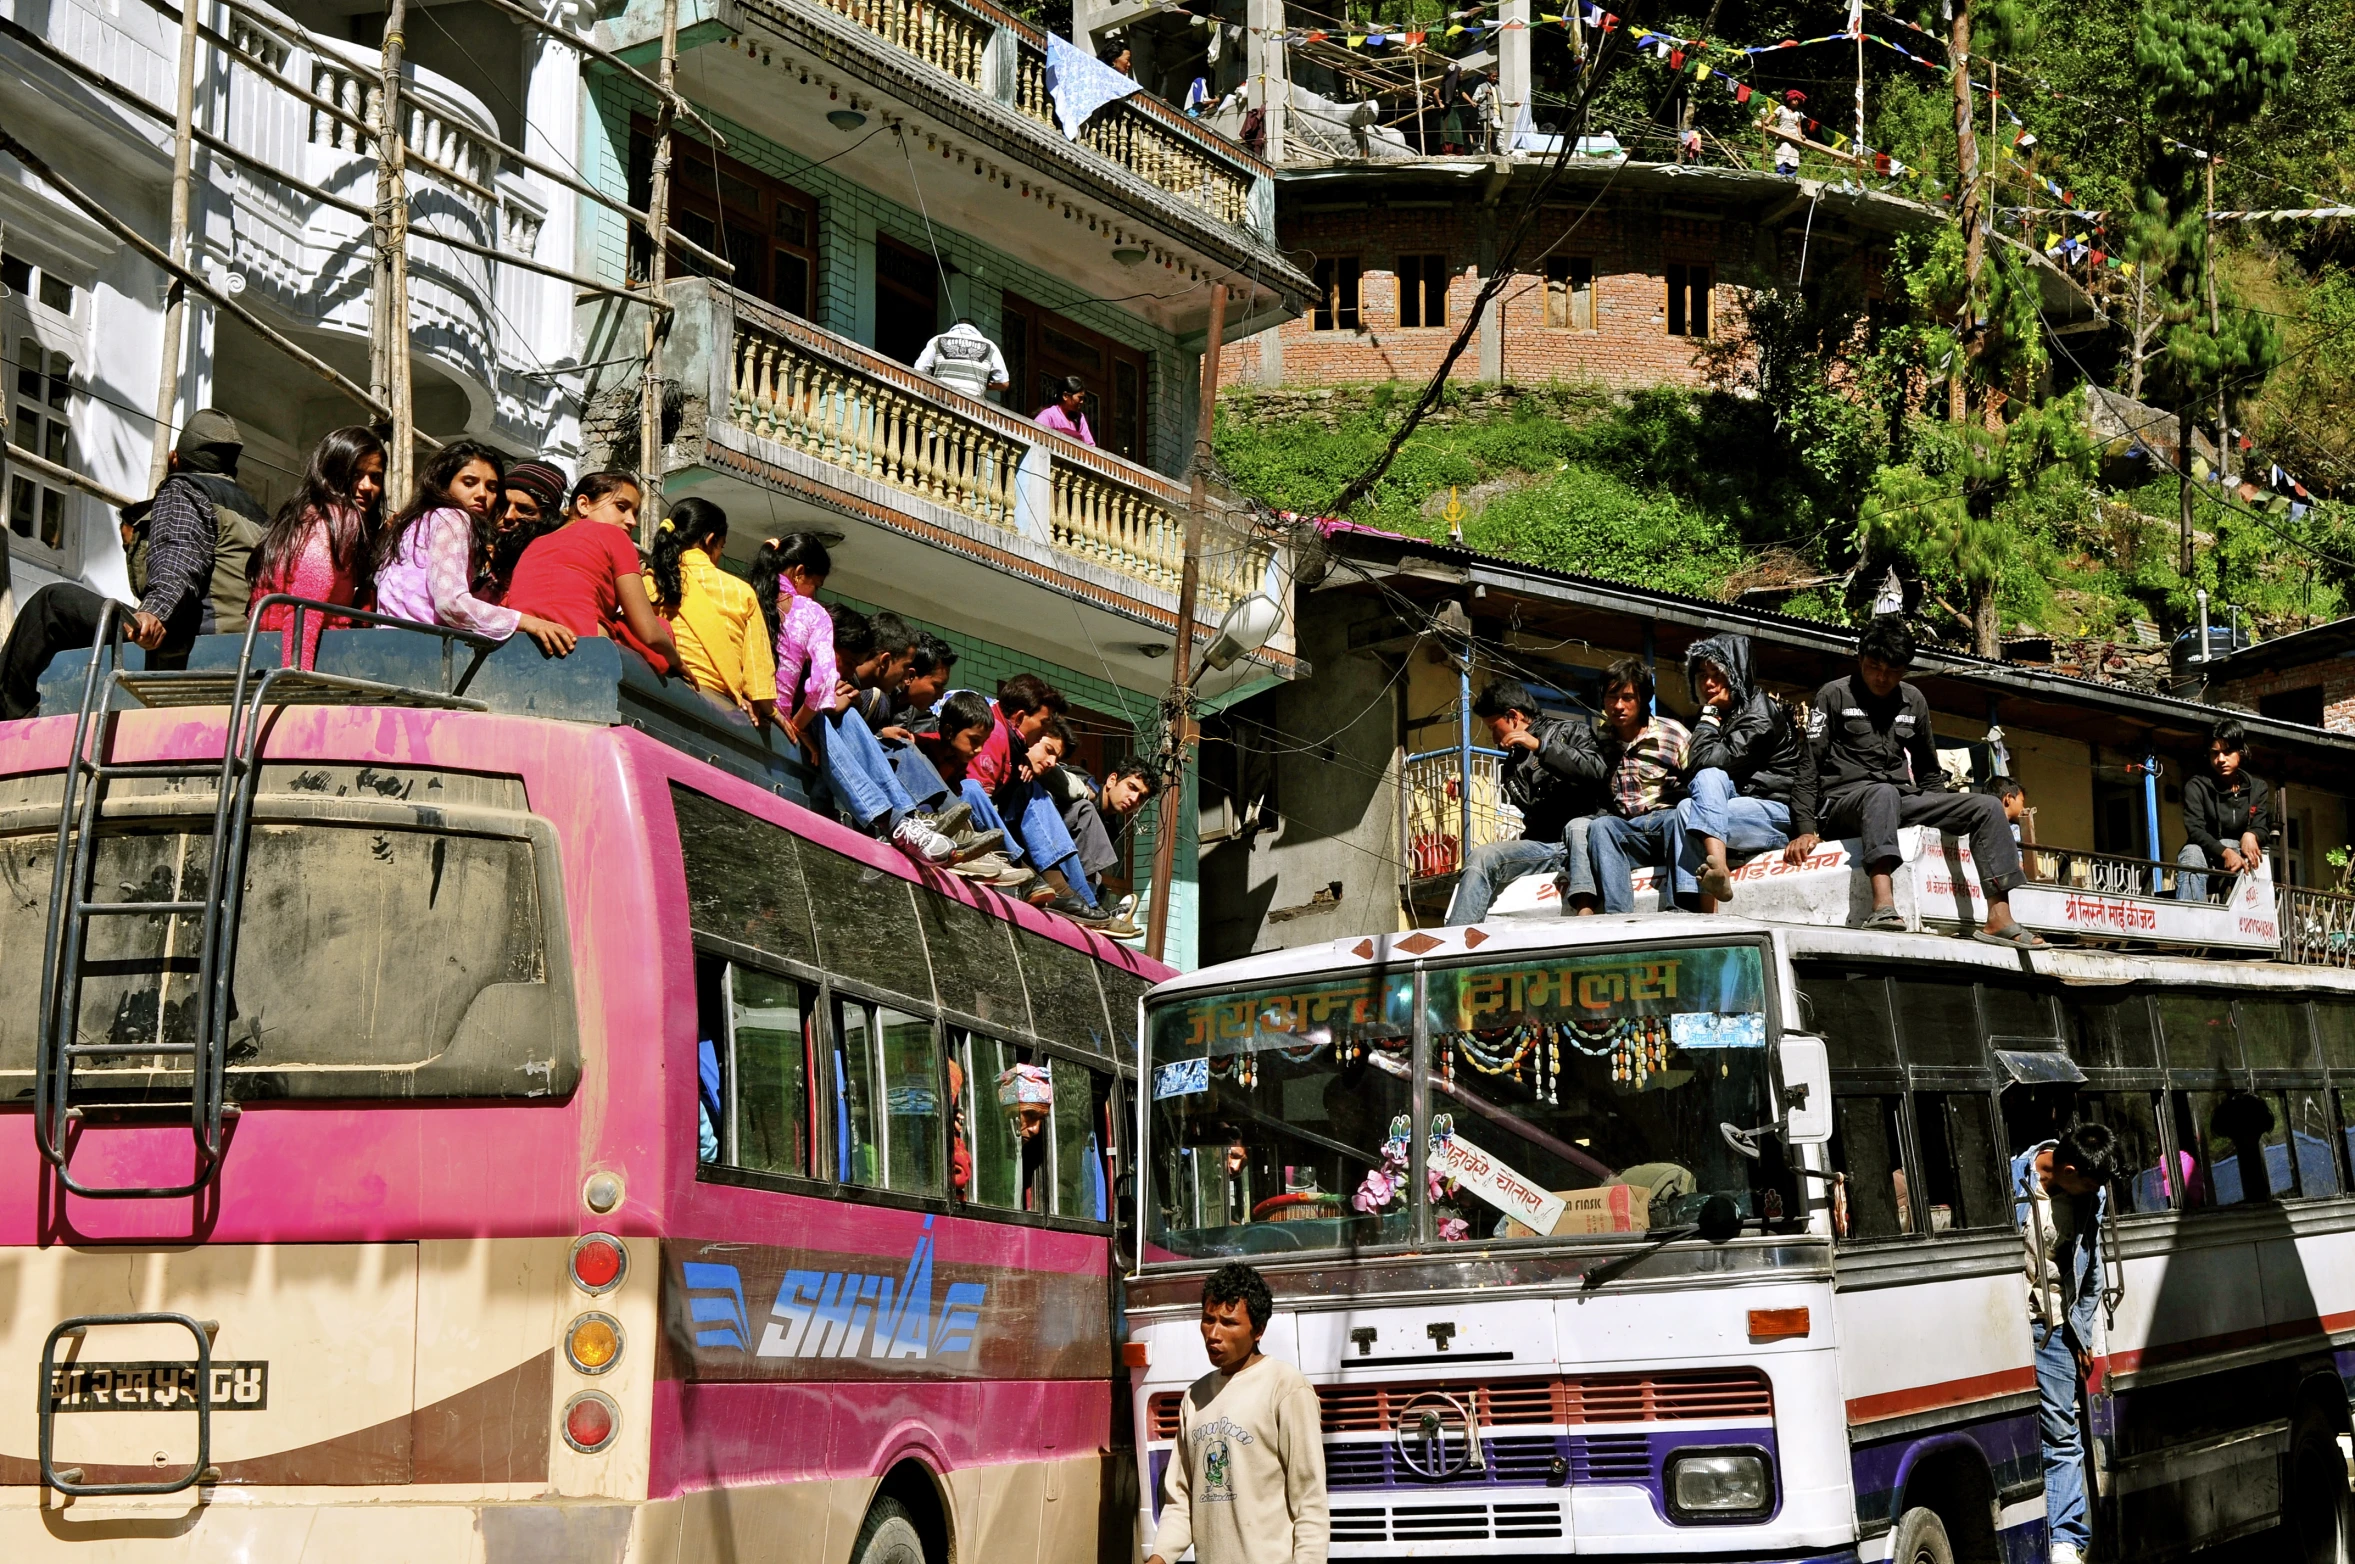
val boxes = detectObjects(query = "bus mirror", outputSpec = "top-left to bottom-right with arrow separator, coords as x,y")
1696,1194 -> 1743,1244
1779,1034 -> 1833,1146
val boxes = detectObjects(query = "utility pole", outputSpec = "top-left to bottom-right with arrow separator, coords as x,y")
147,0 -> 203,489
639,0 -> 681,528
369,0 -> 415,500
2206,151 -> 2226,477
1948,0 -> 1980,426
1145,281 -> 1228,964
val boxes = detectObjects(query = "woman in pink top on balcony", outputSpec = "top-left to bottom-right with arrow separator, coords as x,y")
1033,374 -> 1096,446
247,425 -> 383,670
371,440 -> 575,656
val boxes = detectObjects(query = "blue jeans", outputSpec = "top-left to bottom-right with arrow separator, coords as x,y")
822,709 -> 916,834
882,735 -> 952,813
1447,837 -> 1562,925
962,778 -> 1098,910
2036,1318 -> 2091,1552
1676,768 -> 1792,890
2175,842 -> 2224,902
1590,810 -> 1684,914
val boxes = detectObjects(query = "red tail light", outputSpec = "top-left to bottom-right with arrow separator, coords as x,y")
570,1234 -> 626,1294
563,1390 -> 618,1453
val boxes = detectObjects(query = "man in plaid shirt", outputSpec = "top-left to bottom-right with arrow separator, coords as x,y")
1586,657 -> 1694,914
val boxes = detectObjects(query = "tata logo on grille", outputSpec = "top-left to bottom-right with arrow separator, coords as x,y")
683,1217 -> 989,1362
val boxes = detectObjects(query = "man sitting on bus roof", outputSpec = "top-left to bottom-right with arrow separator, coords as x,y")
2176,716 -> 2271,902
1675,633 -> 1800,911
1443,678 -> 1608,925
1782,615 -> 2048,948
1586,657 -> 1694,915
2012,1121 -> 2117,1564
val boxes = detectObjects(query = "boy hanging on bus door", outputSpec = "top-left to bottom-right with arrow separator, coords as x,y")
2012,1122 -> 2119,1564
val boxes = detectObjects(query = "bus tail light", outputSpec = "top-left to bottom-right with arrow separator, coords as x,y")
566,1313 -> 623,1375
1121,1341 -> 1149,1368
563,1391 -> 619,1454
570,1234 -> 627,1295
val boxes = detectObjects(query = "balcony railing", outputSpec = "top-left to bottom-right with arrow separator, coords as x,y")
772,0 -> 1263,232
1402,748 -> 1512,881
718,290 -> 1277,619
2281,883 -> 2355,969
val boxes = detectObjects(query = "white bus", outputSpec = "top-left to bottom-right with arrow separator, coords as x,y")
1124,830 -> 2355,1564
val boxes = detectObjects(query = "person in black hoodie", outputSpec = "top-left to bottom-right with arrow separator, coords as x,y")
1675,633 -> 1802,909
1783,615 -> 2045,947
2176,717 -> 2271,901
1445,678 -> 1609,925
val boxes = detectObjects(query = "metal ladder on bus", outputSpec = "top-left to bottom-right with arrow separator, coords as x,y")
33,596 -> 501,1198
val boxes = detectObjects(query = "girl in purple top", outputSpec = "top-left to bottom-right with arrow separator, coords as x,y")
371,441 -> 575,656
750,532 -> 842,747
1033,374 -> 1095,446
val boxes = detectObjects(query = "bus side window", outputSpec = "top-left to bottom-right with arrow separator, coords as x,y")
1831,1095 -> 1910,1240
2238,996 -> 2319,1070
2157,993 -> 2243,1074
695,955 -> 730,1165
1051,1057 -> 1115,1223
1912,1092 -> 2006,1232
2286,1087 -> 2342,1198
1893,976 -> 1981,1067
959,1031 -> 1049,1213
829,999 -> 942,1195
2073,1091 -> 2170,1213
1799,969 -> 1895,1068
2064,990 -> 2159,1070
834,998 -> 881,1185
732,966 -> 815,1177
2178,1089 -> 2296,1205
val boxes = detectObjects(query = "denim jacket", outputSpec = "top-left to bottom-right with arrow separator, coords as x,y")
2012,1141 -> 2104,1334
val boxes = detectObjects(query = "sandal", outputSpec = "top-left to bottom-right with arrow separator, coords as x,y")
1971,925 -> 2050,950
1861,906 -> 1906,932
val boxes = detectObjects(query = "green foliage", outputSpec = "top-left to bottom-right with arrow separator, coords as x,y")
2137,0 -> 2297,132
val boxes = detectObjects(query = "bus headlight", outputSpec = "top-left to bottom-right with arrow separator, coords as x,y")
1666,1449 -> 1774,1521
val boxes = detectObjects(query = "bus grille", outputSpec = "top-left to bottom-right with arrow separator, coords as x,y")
1146,1369 -> 1770,1443
1329,1501 -> 1566,1543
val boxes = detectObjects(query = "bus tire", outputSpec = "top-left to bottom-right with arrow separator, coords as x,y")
2289,1409 -> 2351,1564
1890,1505 -> 1957,1564
851,1496 -> 929,1564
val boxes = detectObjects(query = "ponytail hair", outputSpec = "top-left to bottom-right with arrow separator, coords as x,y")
647,496 -> 728,615
748,530 -> 835,645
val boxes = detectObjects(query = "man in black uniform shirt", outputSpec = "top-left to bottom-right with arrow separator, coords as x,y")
2176,717 -> 2270,901
1782,616 -> 2046,947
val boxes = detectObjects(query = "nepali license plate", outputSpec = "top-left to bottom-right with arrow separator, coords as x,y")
46,1360 -> 269,1412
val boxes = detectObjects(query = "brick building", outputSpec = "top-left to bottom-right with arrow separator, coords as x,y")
1223,161 -> 1938,392
2206,618 -> 2355,737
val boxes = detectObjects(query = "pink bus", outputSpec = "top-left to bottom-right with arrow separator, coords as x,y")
0,623 -> 1168,1562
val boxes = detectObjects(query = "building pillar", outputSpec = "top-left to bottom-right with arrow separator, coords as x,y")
1255,321 -> 1285,387
1245,0 -> 1288,162
1499,0 -> 1531,151
1476,204 -> 1502,381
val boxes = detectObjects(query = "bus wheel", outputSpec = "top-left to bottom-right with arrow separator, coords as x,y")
1890,1506 -> 1957,1564
2288,1411 -> 2352,1564
851,1496 -> 929,1564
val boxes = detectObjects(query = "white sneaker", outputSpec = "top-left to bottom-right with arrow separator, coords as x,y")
2050,1544 -> 2085,1564
890,814 -> 957,864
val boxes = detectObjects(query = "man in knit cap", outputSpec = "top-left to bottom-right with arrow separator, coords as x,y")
487,459 -> 570,596
1148,1262 -> 1328,1564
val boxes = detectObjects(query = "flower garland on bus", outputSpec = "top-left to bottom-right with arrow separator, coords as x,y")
1432,1014 -> 1675,1096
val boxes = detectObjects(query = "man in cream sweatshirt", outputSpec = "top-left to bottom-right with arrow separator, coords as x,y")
1147,1262 -> 1329,1564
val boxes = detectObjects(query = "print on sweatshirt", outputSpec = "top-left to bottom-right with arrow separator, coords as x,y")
1196,1417 -> 1256,1502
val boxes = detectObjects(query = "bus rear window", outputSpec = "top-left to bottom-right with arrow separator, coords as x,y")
0,809 -> 576,1102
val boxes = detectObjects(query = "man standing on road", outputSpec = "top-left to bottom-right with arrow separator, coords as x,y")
1148,1262 -> 1328,1564
2012,1122 -> 2116,1564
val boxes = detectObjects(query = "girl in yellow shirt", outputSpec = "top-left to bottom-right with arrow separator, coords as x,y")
645,497 -> 777,728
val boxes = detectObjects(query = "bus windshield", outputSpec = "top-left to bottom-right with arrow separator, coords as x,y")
1145,943 -> 1773,1258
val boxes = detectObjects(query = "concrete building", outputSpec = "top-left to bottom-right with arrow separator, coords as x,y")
2,0 -> 586,595
1198,527 -> 2355,961
575,0 -> 1317,965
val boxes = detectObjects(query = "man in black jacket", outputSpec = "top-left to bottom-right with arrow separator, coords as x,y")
1782,616 -> 2045,947
1676,633 -> 1801,908
1446,679 -> 1608,924
2177,717 -> 2271,901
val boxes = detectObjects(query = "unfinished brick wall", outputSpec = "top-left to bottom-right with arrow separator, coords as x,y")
2210,662 -> 2355,736
1224,198 -> 1842,391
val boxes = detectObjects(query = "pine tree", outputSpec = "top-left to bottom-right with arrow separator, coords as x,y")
2130,0 -> 2295,575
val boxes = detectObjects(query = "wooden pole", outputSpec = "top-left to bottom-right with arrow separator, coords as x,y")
369,0 -> 416,500
639,0 -> 681,525
147,0 -> 202,489
1145,281 -> 1228,964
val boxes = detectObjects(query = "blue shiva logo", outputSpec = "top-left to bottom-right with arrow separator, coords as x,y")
680,1217 -> 989,1361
